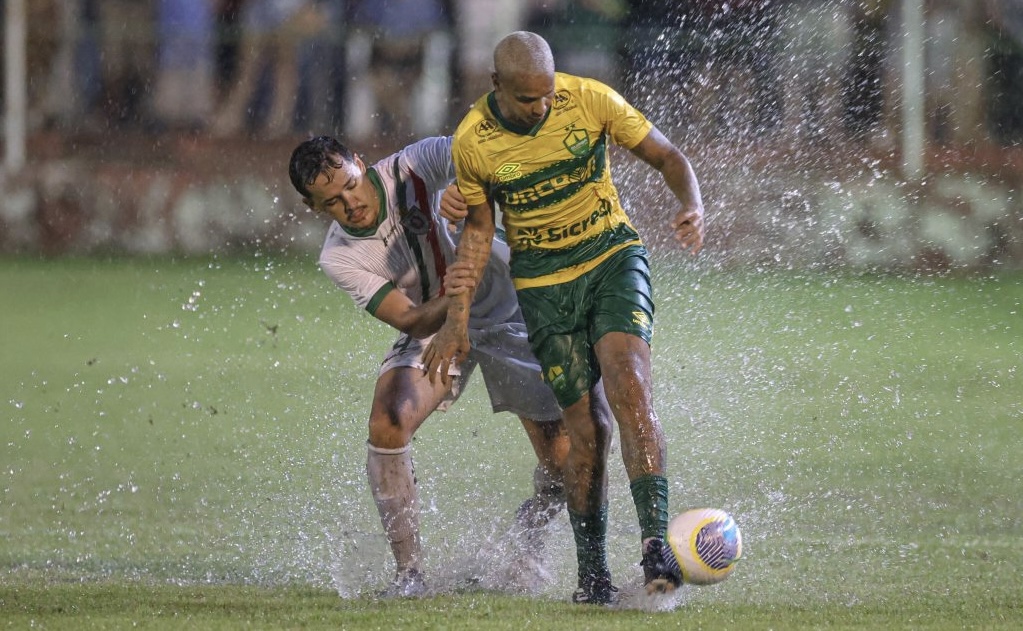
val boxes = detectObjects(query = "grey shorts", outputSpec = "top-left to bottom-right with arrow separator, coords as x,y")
380,321 -> 562,422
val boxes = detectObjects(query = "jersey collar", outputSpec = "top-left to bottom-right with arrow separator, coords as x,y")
488,92 -> 550,137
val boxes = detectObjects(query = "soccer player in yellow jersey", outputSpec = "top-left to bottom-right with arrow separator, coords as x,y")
424,31 -> 706,604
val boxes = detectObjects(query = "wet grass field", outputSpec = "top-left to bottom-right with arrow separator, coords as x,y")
2,255 -> 1021,629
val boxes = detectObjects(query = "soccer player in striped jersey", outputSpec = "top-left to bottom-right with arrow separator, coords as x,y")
288,135 -> 569,597
423,32 -> 706,604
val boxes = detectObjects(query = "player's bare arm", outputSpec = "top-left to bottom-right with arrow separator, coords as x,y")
630,127 -> 706,254
373,289 -> 453,340
422,201 -> 495,386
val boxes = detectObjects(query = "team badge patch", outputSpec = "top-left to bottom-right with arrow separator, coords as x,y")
563,128 -> 590,158
401,205 -> 431,235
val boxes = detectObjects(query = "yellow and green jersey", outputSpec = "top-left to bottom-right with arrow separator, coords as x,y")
452,72 -> 653,289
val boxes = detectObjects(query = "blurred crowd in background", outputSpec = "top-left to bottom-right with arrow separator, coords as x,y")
7,0 -> 1023,151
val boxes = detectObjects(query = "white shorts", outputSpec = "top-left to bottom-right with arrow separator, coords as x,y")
380,321 -> 562,422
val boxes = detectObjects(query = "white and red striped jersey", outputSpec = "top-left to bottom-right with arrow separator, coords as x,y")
318,136 -> 520,330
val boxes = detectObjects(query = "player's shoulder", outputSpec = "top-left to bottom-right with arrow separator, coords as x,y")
371,136 -> 453,188
393,136 -> 452,168
318,225 -> 353,271
555,72 -> 626,106
555,72 -> 614,94
402,135 -> 452,156
553,72 -> 646,134
452,94 -> 500,151
319,222 -> 354,256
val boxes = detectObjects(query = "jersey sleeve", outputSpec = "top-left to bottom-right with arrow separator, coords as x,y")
398,136 -> 456,193
452,115 -> 490,207
588,80 -> 653,150
318,224 -> 392,314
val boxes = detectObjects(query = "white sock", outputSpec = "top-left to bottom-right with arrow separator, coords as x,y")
366,442 -> 422,575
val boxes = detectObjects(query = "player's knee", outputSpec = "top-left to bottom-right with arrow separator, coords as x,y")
564,400 -> 613,456
367,413 -> 411,450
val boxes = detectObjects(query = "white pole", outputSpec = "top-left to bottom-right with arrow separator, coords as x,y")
900,0 -> 925,181
4,0 -> 27,174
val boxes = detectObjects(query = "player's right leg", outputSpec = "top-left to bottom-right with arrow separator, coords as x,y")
366,365 -> 451,597
511,417 -> 568,568
560,389 -> 618,605
515,283 -> 619,604
515,417 -> 569,532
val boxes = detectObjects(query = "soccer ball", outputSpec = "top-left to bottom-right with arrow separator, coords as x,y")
664,508 -> 743,585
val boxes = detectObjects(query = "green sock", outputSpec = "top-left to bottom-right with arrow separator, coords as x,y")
568,505 -> 610,582
630,474 -> 670,541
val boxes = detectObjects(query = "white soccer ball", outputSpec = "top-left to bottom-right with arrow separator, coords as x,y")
664,508 -> 743,585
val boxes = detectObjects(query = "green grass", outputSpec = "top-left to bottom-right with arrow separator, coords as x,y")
2,255 -> 1021,629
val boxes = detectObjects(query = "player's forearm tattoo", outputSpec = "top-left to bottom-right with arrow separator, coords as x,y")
448,224 -> 493,320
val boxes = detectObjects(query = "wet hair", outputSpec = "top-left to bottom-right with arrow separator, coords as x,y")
288,136 -> 356,198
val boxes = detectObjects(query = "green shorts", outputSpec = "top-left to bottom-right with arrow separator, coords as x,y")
516,246 -> 654,408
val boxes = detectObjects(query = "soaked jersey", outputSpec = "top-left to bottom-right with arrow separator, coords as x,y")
452,72 -> 654,289
319,136 -> 519,330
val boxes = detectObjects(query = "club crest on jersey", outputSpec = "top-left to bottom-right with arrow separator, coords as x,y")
563,127 -> 590,158
401,205 -> 431,235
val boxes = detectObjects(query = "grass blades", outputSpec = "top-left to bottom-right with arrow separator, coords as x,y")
2,255 -> 1021,629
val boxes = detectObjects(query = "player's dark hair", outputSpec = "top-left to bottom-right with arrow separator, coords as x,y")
288,136 -> 356,198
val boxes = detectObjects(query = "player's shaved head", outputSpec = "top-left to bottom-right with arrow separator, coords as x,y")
490,32 -> 557,129
493,31 -> 555,82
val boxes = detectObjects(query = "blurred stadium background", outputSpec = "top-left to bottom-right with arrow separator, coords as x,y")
1,0 -> 1021,270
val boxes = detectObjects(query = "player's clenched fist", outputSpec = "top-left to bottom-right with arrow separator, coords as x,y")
673,205 -> 705,254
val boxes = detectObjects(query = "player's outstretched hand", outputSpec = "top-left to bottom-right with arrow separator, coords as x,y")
443,260 -> 477,296
440,183 -> 468,232
674,204 -> 705,254
422,323 -> 470,387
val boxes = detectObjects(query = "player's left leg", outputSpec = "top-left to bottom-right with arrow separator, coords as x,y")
593,331 -> 664,489
497,417 -> 569,592
593,331 -> 678,592
590,248 -> 681,593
